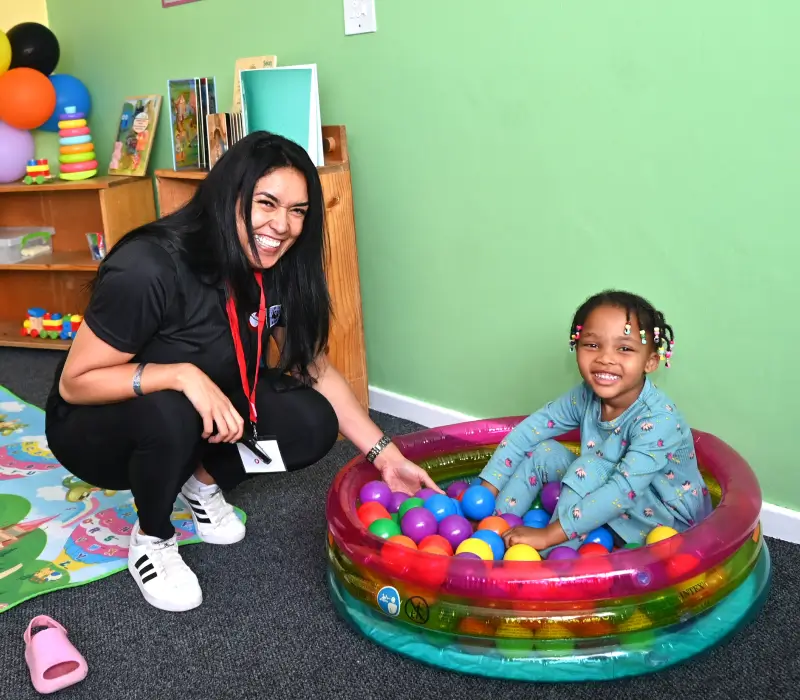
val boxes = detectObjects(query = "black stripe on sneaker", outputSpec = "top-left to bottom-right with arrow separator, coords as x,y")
135,554 -> 149,568
186,499 -> 213,524
139,563 -> 154,576
134,555 -> 157,584
141,572 -> 157,584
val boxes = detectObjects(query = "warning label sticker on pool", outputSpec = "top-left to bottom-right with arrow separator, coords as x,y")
377,586 -> 401,617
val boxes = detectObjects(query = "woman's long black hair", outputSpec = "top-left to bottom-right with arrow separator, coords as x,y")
97,131 -> 331,384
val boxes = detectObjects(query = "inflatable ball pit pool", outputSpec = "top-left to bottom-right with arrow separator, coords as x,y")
326,418 -> 771,682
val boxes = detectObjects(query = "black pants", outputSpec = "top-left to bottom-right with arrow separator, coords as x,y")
45,371 -> 339,539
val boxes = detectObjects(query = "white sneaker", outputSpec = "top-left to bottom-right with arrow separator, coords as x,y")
180,482 -> 246,545
127,521 -> 203,612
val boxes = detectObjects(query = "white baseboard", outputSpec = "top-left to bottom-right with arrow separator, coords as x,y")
369,385 -> 800,545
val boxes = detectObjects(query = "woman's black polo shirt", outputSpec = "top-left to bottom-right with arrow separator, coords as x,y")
48,234 -> 284,409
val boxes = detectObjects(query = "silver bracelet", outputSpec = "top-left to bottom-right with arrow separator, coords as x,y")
132,362 -> 147,396
366,434 -> 391,463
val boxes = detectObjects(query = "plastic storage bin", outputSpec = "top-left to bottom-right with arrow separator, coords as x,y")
0,227 -> 55,264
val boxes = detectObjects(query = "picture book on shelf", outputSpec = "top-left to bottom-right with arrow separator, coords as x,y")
206,111 -> 246,168
108,95 -> 162,177
232,55 -> 277,113
240,64 -> 324,166
167,78 -> 199,170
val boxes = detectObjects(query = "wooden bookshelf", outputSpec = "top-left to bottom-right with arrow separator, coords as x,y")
0,175 -> 156,349
154,125 -> 369,410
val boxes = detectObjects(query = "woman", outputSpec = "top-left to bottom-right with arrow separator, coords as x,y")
45,132 -> 439,613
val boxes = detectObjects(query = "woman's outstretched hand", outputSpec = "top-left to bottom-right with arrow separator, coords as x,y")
375,445 -> 444,496
175,363 -> 244,443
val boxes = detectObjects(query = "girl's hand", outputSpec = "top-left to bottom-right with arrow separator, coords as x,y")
502,522 -> 568,551
375,446 -> 444,496
175,364 -> 244,443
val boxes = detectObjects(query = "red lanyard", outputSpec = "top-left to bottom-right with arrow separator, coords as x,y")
225,272 -> 265,430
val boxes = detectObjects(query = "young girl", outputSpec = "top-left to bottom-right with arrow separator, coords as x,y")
479,290 -> 712,553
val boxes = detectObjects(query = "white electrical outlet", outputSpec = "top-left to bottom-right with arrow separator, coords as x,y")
343,0 -> 376,35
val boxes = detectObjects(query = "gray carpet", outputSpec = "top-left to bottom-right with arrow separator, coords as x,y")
0,347 -> 798,700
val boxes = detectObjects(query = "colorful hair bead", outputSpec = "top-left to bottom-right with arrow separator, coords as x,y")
624,322 -> 631,335
654,326 -> 660,344
640,329 -> 646,345
569,324 -> 583,351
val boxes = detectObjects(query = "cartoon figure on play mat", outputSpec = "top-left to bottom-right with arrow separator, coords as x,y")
62,476 -> 117,502
0,414 -> 26,436
478,290 -> 712,553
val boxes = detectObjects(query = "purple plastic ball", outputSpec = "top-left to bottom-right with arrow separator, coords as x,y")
387,491 -> 410,514
547,546 -> 579,561
455,552 -> 481,560
500,513 -> 524,528
415,487 -> 437,501
541,482 -> 561,515
446,481 -> 469,499
359,480 -> 392,509
400,507 -> 439,543
438,514 -> 473,550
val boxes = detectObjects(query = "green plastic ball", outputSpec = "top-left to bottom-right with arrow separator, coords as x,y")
368,518 -> 401,539
397,497 -> 425,519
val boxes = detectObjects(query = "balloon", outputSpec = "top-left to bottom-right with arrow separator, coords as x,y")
38,74 -> 91,132
0,67 -> 56,130
0,120 -> 35,183
7,22 -> 60,75
0,31 -> 11,75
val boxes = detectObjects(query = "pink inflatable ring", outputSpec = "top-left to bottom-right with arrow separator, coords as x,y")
326,418 -> 771,681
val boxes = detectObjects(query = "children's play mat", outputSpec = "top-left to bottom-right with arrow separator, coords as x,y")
0,385 -> 245,613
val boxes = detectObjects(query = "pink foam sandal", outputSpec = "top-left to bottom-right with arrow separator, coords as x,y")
23,615 -> 88,694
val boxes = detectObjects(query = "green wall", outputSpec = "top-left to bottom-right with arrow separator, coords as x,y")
44,1 -> 800,510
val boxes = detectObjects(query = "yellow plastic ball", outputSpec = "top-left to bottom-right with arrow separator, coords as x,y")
455,537 -> 494,561
503,543 -> 542,562
646,525 -> 678,545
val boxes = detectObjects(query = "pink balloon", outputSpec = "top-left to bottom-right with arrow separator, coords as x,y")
0,119 -> 34,183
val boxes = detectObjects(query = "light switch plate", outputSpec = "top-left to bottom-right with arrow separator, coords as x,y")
344,0 -> 376,35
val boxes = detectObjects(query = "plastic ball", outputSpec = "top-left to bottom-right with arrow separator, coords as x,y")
451,497 -> 465,517
546,545 -> 579,561
397,497 -> 425,520
445,480 -> 469,499
522,509 -> 550,528
415,487 -> 437,501
455,537 -> 494,561
6,22 -> 60,75
666,552 -> 700,581
39,74 -> 92,132
503,543 -> 541,561
356,501 -> 391,528
585,526 -> 615,552
0,120 -> 34,183
418,534 -> 454,556
359,479 -> 391,509
0,67 -> 56,130
623,542 -> 642,550
424,493 -> 458,522
477,515 -> 510,536
472,530 -> 506,560
500,513 -> 523,528
400,506 -> 439,543
368,517 -> 401,539
460,485 -> 495,521
540,482 -> 561,514
387,491 -> 409,513
0,30 -> 10,75
578,542 -> 609,557
455,552 -> 481,560
437,514 -> 473,550
387,534 -> 417,549
646,525 -> 678,545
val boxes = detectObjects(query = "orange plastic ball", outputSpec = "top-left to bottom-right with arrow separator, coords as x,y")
387,534 -> 418,549
419,545 -> 450,557
356,501 -> 391,528
0,67 -> 56,130
418,534 -> 454,556
477,515 -> 510,536
578,543 -> 609,557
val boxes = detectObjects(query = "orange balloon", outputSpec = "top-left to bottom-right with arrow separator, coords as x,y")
0,67 -> 56,130
477,515 -> 510,536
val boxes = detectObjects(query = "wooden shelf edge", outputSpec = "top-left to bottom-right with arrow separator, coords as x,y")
0,175 -> 144,194
0,320 -> 71,350
0,252 -> 100,272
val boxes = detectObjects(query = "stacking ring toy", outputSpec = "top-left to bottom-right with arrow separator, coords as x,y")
59,161 -> 98,174
58,118 -> 87,129
326,420 -> 771,681
58,127 -> 90,138
60,143 -> 94,155
59,152 -> 96,165
59,135 -> 92,146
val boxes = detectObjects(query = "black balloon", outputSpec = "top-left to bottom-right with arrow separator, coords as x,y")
7,22 -> 60,76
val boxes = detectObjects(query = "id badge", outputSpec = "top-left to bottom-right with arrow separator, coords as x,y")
237,434 -> 287,473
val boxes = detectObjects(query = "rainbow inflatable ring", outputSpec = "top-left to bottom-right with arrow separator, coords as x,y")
326,418 -> 771,682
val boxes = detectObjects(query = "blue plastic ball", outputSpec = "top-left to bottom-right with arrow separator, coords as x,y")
585,526 -> 615,552
523,509 -> 551,529
451,497 -> 464,517
460,485 -> 495,521
472,529 -> 506,560
423,493 -> 458,522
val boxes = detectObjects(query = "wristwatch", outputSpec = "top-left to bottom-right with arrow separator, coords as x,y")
366,434 -> 392,464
